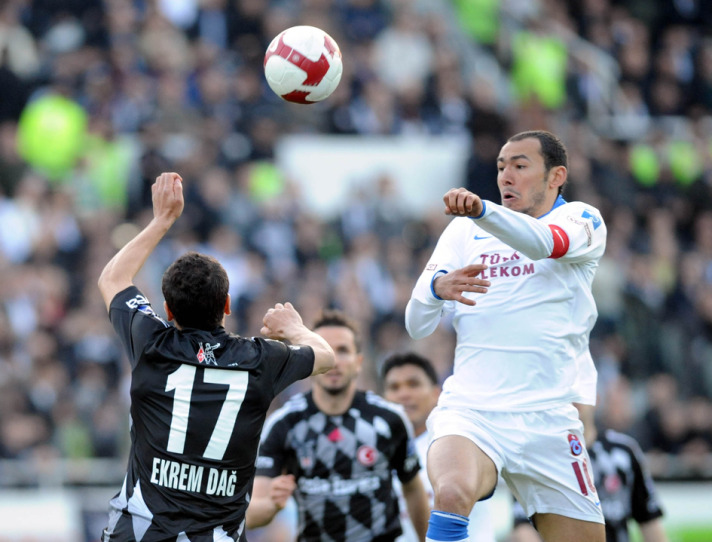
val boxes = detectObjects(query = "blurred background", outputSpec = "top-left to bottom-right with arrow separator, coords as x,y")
0,0 -> 711,540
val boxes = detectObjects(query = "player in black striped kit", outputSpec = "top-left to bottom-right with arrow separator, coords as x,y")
98,172 -> 335,541
246,310 -> 430,541
511,404 -> 667,542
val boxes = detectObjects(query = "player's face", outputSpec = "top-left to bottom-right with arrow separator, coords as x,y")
496,137 -> 557,218
383,365 -> 439,436
314,326 -> 362,396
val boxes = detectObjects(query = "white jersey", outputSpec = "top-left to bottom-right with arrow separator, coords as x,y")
406,197 -> 606,412
395,431 -> 496,542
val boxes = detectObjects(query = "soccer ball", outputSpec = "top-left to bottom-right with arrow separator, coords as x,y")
264,25 -> 343,104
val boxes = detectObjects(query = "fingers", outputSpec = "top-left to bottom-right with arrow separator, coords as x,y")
462,264 -> 488,276
443,187 -> 482,217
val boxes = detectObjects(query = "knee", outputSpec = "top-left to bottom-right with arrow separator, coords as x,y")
431,475 -> 477,515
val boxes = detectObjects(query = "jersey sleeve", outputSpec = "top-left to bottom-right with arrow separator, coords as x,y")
546,203 -> 607,264
254,414 -> 291,478
109,285 -> 171,370
472,200 -> 606,264
256,338 -> 314,396
628,435 -> 665,524
405,219 -> 467,339
391,410 -> 422,484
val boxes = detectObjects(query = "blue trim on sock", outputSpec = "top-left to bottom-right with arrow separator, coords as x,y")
427,510 -> 469,541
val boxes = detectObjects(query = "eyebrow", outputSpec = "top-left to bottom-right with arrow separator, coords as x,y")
497,154 -> 531,163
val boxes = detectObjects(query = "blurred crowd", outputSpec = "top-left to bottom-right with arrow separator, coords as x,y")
1,0 -> 712,503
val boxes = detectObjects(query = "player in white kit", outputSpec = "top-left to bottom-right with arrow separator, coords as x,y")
406,131 -> 607,542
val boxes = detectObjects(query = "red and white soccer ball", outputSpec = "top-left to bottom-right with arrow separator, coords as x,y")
264,25 -> 343,104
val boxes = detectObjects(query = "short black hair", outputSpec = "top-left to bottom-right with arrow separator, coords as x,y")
312,309 -> 362,352
161,252 -> 229,330
508,130 -> 568,195
381,352 -> 438,385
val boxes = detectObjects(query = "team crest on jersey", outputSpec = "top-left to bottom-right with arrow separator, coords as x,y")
357,445 -> 378,467
197,342 -> 221,365
568,433 -> 583,456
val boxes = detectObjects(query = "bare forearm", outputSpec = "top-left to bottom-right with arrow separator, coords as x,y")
98,218 -> 173,310
403,478 -> 430,541
245,497 -> 280,528
284,328 -> 335,375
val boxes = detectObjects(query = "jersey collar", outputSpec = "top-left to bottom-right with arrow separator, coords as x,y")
537,195 -> 567,219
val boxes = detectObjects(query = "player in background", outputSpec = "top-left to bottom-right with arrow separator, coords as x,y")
511,403 -> 668,542
246,309 -> 430,542
381,352 -> 497,542
97,172 -> 335,541
406,131 -> 607,542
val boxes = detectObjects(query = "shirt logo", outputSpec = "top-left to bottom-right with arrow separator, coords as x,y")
581,209 -> 601,230
125,294 -> 150,309
474,235 -> 492,240
197,342 -> 221,365
357,445 -> 378,467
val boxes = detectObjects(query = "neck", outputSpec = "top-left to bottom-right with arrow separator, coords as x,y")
414,424 -> 427,438
312,384 -> 357,416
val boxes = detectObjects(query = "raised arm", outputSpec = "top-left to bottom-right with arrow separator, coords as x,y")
98,172 -> 184,311
261,302 -> 335,375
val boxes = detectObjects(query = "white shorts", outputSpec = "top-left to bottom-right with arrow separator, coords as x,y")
426,403 -> 604,524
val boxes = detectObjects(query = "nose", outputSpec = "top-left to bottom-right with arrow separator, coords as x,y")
499,166 -> 514,185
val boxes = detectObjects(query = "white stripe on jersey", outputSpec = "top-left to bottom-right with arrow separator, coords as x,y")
365,391 -> 416,440
260,393 -> 308,440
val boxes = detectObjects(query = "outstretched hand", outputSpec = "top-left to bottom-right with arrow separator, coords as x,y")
433,264 -> 490,306
152,172 -> 184,225
443,187 -> 484,218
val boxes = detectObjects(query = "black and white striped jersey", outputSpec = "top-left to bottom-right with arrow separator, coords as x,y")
255,390 -> 421,542
513,428 -> 664,542
103,286 -> 314,542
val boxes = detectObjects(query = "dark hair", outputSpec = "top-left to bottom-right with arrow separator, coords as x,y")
312,309 -> 362,352
161,252 -> 229,330
508,130 -> 568,195
381,352 -> 438,385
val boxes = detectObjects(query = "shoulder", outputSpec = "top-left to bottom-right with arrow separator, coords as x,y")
550,201 -> 605,229
263,393 -> 310,432
442,216 -> 479,236
602,429 -> 641,450
362,391 -> 411,430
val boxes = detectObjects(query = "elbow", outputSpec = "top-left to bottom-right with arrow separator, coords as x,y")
405,315 -> 433,340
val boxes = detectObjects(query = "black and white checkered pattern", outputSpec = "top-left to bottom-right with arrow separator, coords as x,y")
256,390 -> 421,542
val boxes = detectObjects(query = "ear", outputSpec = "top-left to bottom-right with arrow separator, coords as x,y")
223,294 -> 231,316
548,165 -> 567,191
355,352 -> 364,374
164,301 -> 175,322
